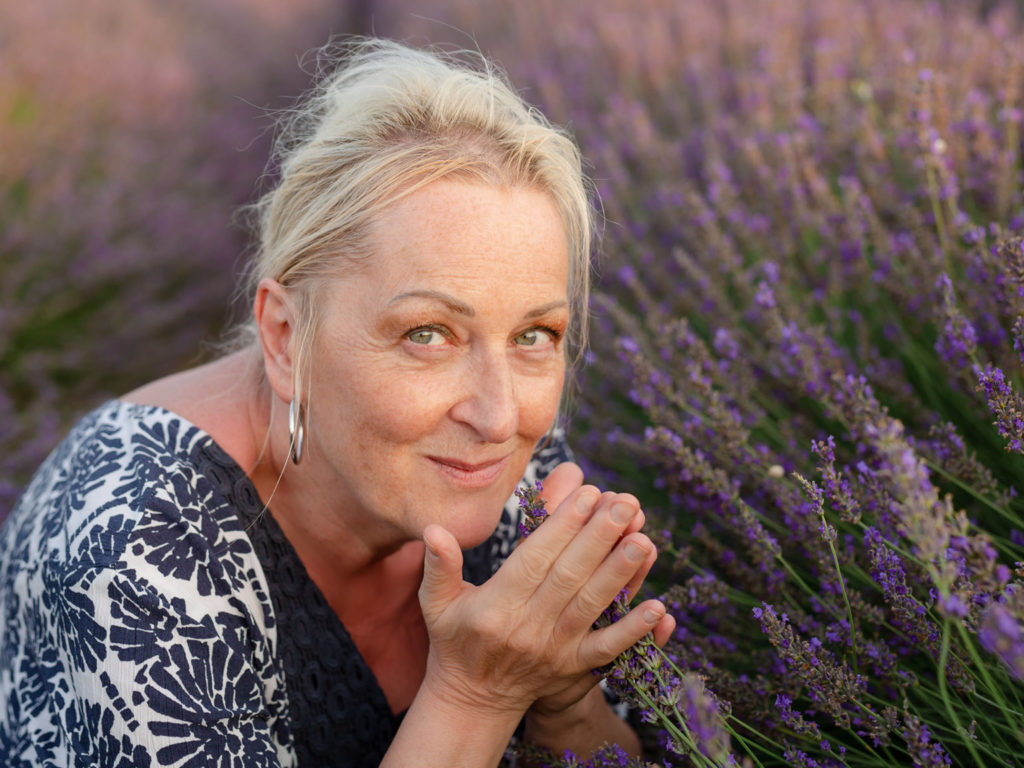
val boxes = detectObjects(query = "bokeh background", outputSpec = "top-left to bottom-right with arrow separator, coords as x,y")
4,0 -> 1023,523
0,0 -> 619,518
1,0 -> 372,516
6,2 -> 1024,765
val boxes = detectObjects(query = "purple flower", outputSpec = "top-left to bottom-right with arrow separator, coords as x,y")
902,711 -> 952,767
937,593 -> 968,619
978,602 -> 1024,680
754,281 -> 776,310
974,363 -> 1024,454
515,480 -> 547,537
933,273 -> 977,369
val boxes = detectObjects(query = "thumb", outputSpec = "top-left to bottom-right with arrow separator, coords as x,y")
419,524 -> 466,621
537,461 -> 584,512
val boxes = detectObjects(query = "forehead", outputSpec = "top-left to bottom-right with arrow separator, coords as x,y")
362,180 -> 569,292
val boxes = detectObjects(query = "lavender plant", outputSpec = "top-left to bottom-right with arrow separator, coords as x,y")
386,0 -> 1024,764
509,483 -> 734,767
0,0 -> 342,520
10,0 -> 1024,764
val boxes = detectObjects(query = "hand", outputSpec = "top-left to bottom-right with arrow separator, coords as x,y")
520,464 -> 675,718
523,685 -> 641,760
417,462 -> 673,722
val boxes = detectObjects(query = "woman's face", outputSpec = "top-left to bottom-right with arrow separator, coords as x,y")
306,180 -> 569,548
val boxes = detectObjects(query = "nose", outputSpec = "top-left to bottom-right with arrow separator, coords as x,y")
449,347 -> 518,443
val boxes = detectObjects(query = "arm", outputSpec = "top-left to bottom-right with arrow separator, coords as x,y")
384,680 -> 637,767
381,681 -> 522,768
95,566 -> 289,767
56,474 -> 292,767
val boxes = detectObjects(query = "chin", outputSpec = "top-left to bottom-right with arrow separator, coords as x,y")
439,499 -> 508,551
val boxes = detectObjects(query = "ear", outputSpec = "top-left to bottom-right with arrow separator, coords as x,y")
254,278 -> 298,403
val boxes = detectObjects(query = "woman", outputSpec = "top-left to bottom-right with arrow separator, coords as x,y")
0,39 -> 674,767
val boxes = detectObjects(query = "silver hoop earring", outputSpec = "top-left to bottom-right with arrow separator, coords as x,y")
288,399 -> 305,465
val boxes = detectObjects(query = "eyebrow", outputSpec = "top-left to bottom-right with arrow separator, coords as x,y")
524,300 -> 569,319
387,290 -> 568,320
388,290 -> 474,316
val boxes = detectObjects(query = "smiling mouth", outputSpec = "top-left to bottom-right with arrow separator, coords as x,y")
427,455 -> 511,487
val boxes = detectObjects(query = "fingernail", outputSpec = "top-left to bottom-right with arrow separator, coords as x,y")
611,501 -> 634,524
576,491 -> 597,514
643,606 -> 664,624
624,540 -> 648,562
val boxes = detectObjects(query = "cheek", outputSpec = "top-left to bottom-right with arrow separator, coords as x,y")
345,358 -> 565,444
519,366 -> 566,436
355,370 -> 454,441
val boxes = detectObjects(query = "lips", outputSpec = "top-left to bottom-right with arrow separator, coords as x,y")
427,454 -> 511,488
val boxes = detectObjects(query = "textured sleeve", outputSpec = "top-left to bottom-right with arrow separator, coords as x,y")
461,425 -> 575,585
0,405 -> 294,768
70,464 -> 293,768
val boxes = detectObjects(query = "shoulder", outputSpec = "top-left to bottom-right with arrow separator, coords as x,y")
4,400 -> 210,566
0,399 -> 267,624
121,350 -> 266,472
0,400 -> 292,766
3,397 -> 272,611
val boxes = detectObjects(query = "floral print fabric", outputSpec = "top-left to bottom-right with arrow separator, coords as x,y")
0,400 -> 569,767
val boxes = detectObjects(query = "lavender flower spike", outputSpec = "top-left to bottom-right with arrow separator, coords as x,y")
515,480 -> 548,537
974,363 -> 1024,454
978,602 -> 1024,680
933,273 -> 977,370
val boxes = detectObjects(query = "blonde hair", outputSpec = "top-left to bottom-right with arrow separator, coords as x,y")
237,37 -> 596,406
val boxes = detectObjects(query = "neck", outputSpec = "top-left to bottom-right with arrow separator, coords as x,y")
245,383 -> 420,597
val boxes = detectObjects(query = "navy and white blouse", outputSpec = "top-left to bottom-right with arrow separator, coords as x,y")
0,400 -> 570,767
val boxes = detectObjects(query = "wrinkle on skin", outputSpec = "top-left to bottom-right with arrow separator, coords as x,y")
262,180 -> 571,573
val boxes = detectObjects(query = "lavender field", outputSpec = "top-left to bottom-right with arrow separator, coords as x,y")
0,0 -> 347,512
5,0 -> 1024,765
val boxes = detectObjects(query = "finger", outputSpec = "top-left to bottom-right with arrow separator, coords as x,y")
495,484 -> 602,593
652,613 -> 676,647
536,462 -> 584,512
622,542 -> 658,601
578,599 -> 667,670
419,524 -> 466,623
622,507 -> 645,537
526,492 -> 641,617
557,531 -> 654,635
527,673 -> 603,720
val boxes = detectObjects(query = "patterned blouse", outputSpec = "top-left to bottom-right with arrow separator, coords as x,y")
0,400 -> 570,767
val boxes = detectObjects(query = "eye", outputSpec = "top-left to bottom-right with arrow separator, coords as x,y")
513,327 -> 559,348
406,326 -> 448,346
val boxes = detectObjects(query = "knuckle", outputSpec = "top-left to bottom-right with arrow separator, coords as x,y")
507,626 -> 538,657
515,542 -> 551,578
587,629 -> 621,665
466,610 -> 505,642
574,584 -> 611,620
546,560 -> 583,596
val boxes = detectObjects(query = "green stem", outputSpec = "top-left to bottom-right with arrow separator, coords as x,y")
820,508 -> 860,677
953,621 -> 1024,742
937,618 -> 988,767
771,549 -> 848,624
629,672 -> 721,768
723,716 -> 780,766
925,163 -> 950,261
923,459 -> 1023,540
